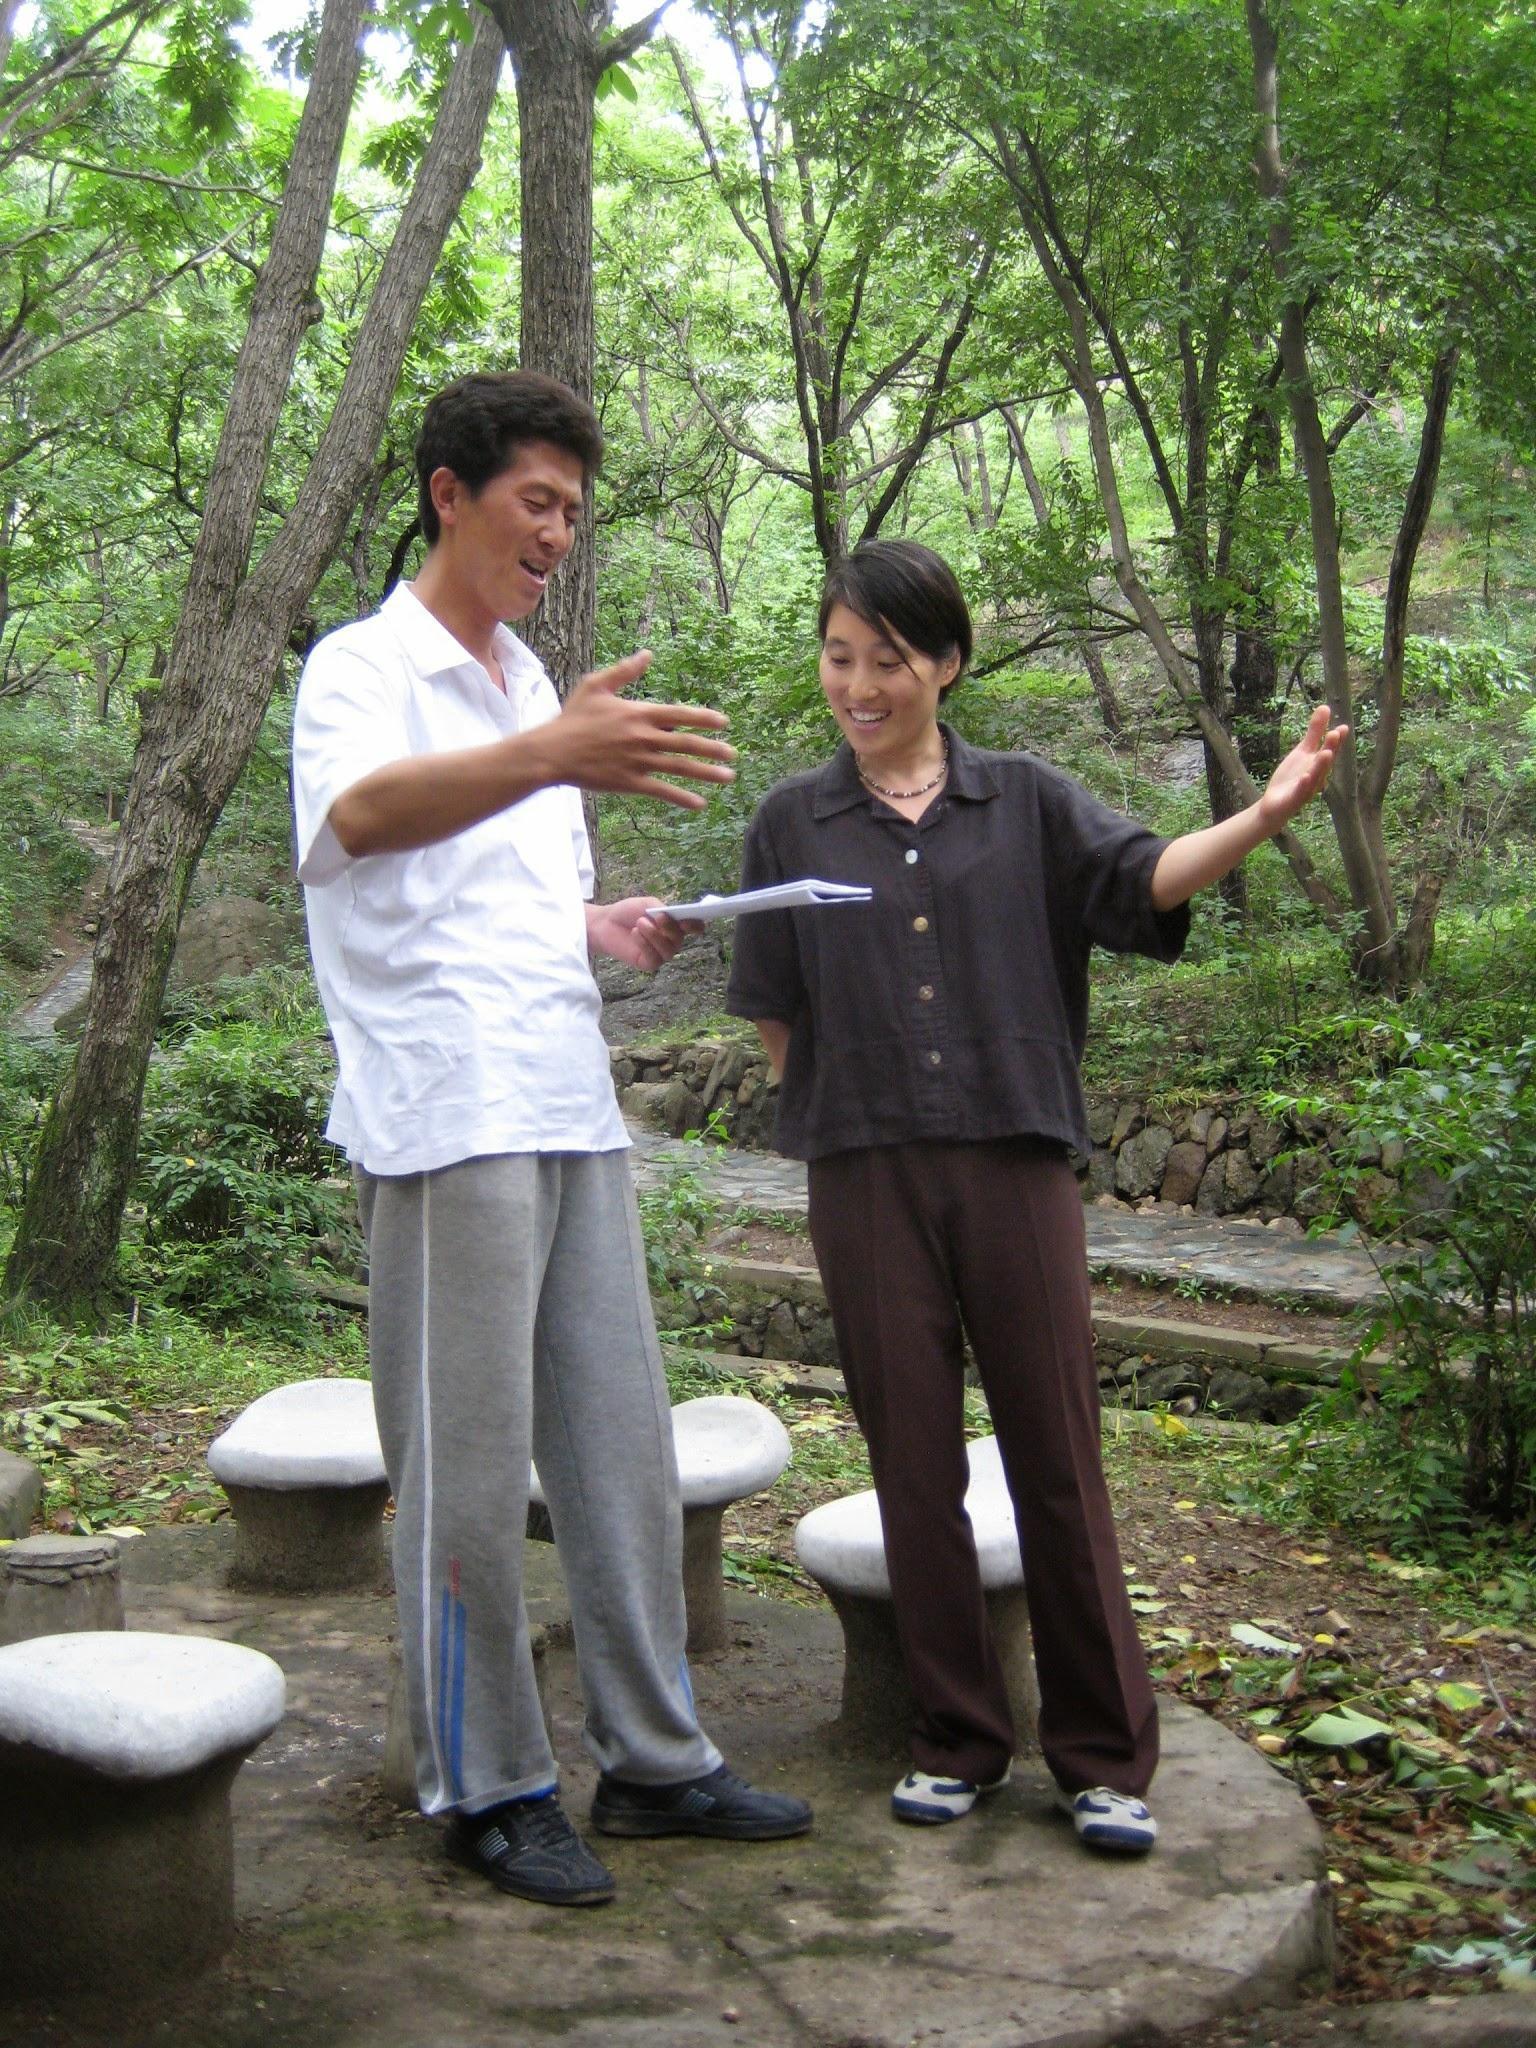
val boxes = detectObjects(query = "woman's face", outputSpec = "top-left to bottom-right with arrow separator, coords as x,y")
818,603 -> 959,766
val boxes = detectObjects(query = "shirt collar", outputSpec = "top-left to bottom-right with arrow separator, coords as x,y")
382,582 -> 544,695
810,723 -> 1002,819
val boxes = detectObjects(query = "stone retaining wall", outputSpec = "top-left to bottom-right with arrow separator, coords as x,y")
696,1255 -> 1359,1425
612,1038 -> 1398,1228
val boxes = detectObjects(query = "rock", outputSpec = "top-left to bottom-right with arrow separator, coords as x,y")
1265,1382 -> 1318,1424
0,1447 -> 42,1539
1115,1124 -> 1173,1200
1180,1105 -> 1214,1146
1348,1168 -> 1397,1225
620,1080 -> 672,1129
169,896 -> 292,991
1128,1361 -> 1203,1407
1110,1101 -> 1145,1150
1381,1136 -> 1406,1173
1266,1214 -> 1305,1235
1159,1140 -> 1207,1208
597,932 -> 729,1045
1248,1116 -> 1284,1165
1086,1100 -> 1117,1147
1086,1146 -> 1118,1198
1223,1150 -> 1263,1210
761,1303 -> 803,1361
1357,1992 -> 1536,2044
1194,1154 -> 1228,1216
701,1044 -> 750,1111
1205,1366 -> 1271,1421
661,1077 -> 706,1138
1205,1115 -> 1229,1155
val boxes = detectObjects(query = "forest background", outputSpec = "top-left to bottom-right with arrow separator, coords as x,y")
3,2 -> 1536,2014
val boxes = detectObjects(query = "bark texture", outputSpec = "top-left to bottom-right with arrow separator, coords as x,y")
487,2 -> 668,686
4,9 -> 504,1314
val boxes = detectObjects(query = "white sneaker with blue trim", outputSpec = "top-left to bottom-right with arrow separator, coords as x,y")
891,1760 -> 1012,1825
1055,1785 -> 1158,1853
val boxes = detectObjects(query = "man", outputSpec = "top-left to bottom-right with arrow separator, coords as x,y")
292,370 -> 812,1907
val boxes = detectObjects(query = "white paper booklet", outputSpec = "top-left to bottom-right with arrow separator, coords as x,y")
660,879 -> 873,922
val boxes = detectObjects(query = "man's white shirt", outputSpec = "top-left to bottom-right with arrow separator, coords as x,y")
292,583 -> 628,1175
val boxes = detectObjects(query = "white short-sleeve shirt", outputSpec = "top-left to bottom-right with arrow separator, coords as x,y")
292,583 -> 627,1175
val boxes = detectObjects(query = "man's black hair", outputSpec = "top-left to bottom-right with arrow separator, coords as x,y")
415,371 -> 605,545
818,540 -> 973,694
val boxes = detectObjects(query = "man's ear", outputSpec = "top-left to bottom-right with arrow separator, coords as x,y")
429,465 -> 465,531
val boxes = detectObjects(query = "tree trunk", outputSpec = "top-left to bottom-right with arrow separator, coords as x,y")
1246,0 -> 1454,992
489,2 -> 669,687
1001,404 -> 1125,739
4,10 -> 504,1317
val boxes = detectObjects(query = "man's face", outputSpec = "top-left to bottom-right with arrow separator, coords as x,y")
431,439 -> 587,623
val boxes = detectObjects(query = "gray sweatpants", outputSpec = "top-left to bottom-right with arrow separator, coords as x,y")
356,1150 -> 720,1817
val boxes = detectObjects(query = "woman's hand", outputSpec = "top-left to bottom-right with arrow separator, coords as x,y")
1256,705 -> 1351,831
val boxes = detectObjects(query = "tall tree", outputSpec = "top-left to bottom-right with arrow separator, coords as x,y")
4,2 -> 504,1314
483,0 -> 671,685
659,2 -> 1001,566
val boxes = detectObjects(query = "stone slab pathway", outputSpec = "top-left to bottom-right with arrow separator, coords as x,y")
628,1125 -> 1396,1311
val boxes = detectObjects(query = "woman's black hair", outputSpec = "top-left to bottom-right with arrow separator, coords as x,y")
818,540 -> 972,693
415,371 -> 605,546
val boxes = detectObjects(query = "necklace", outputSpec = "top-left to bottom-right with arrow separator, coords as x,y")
857,737 -> 949,802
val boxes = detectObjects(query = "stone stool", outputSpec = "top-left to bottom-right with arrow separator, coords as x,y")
531,1394 -> 791,1655
207,1377 -> 389,1592
0,1533 -> 124,1646
0,1631 -> 285,1997
794,1434 -> 1039,1750
0,1444 -> 42,1538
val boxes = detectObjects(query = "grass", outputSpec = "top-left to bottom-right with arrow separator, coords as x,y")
0,1298 -> 367,1533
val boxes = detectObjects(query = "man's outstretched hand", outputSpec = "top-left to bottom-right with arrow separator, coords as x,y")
544,652 -> 736,811
587,898 -> 699,972
1256,704 -> 1351,830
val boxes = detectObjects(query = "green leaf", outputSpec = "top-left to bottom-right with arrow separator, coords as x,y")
1296,1707 -> 1394,1749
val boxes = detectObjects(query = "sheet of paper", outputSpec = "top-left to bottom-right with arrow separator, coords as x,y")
659,879 -> 874,923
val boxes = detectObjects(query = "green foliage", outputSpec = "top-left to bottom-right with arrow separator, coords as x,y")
635,1133 -> 733,1348
0,1034 -> 71,1210
131,1021 -> 351,1327
1266,1029 -> 1536,1532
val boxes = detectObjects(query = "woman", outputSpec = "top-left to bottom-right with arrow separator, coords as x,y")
726,540 -> 1345,1855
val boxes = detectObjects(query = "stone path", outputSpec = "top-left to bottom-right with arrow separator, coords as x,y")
3,1521 -> 1331,2048
628,1126 -> 1396,1310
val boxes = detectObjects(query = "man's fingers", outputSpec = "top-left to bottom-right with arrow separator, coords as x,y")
649,726 -> 737,764
649,699 -> 731,733
629,775 -> 711,810
575,650 -> 654,696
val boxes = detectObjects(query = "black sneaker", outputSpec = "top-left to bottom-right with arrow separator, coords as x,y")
445,1795 -> 616,1905
591,1762 -> 813,1841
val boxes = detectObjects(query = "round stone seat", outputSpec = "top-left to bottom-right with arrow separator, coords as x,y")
795,1434 -> 1038,1749
207,1377 -> 389,1592
0,1631 -> 285,1997
532,1394 -> 791,1653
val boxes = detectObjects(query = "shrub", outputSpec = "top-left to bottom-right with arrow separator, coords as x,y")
1270,1028 -> 1536,1531
0,1033 -> 71,1210
132,1022 -> 352,1327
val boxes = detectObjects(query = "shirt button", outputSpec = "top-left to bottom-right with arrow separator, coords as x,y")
904,848 -> 919,864
918,984 -> 935,1001
928,1050 -> 943,1067
912,915 -> 930,933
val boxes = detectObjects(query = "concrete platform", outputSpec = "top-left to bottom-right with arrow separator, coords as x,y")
6,1523 -> 1332,2048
